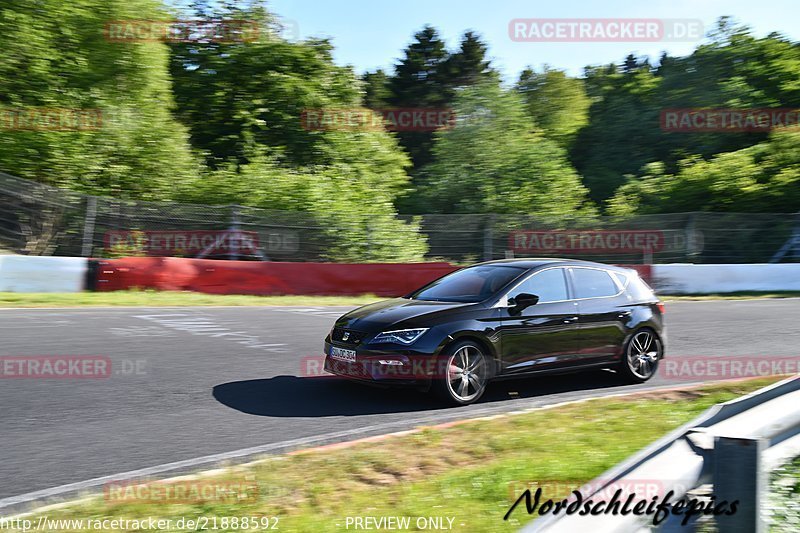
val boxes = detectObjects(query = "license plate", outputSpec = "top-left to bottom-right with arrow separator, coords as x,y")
330,346 -> 356,362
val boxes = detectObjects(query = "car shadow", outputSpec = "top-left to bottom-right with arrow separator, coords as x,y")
212,369 -> 630,417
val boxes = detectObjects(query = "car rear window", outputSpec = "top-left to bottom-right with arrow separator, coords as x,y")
620,272 -> 657,301
572,268 -> 619,299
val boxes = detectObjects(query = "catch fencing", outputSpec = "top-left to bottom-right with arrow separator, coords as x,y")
0,171 -> 798,264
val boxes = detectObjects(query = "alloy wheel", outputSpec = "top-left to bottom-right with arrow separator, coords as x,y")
627,330 -> 661,379
446,345 -> 488,403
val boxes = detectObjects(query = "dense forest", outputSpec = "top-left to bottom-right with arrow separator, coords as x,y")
1,0 -> 799,228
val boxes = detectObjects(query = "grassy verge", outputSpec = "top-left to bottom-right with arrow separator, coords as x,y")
0,290 -> 380,308
15,377 -> 784,533
766,455 -> 800,532
0,290 -> 798,308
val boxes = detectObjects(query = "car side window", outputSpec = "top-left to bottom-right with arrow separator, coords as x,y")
509,268 -> 568,303
572,268 -> 619,299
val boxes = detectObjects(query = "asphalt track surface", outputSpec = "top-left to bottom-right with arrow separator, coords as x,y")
1,299 -> 799,511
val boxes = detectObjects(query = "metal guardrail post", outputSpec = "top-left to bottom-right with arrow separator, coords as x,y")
484,214 -> 494,261
713,436 -> 766,533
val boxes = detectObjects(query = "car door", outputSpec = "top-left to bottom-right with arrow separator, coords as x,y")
569,267 -> 630,361
497,267 -> 580,374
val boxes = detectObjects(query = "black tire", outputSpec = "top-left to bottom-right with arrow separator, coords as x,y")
618,328 -> 662,383
433,340 -> 490,405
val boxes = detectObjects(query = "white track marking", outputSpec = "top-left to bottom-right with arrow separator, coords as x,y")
133,313 -> 287,352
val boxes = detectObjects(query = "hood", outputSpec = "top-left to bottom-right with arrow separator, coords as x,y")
337,298 -> 475,331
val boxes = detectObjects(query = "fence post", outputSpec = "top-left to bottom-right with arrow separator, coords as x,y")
713,436 -> 766,533
483,214 -> 494,261
365,220 -> 373,261
770,211 -> 800,263
231,205 -> 240,261
81,196 -> 97,258
685,212 -> 698,261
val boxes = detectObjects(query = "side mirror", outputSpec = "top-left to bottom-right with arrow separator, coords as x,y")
508,293 -> 539,314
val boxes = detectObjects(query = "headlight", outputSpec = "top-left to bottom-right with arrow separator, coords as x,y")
371,328 -> 429,345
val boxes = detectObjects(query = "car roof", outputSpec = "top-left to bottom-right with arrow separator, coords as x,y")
473,258 -> 631,272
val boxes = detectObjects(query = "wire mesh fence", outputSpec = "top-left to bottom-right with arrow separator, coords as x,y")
0,171 -> 798,264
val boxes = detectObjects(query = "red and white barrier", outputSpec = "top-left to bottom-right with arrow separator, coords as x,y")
93,258 -> 458,297
0,255 -> 798,296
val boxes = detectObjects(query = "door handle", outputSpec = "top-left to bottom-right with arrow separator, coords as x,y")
618,311 -> 632,319
563,316 -> 579,324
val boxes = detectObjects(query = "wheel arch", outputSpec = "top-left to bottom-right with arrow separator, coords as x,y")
624,325 -> 665,360
437,333 -> 500,378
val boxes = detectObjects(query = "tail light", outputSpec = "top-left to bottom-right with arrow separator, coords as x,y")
656,302 -> 665,314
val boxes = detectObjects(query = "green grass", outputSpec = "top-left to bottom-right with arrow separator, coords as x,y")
15,377 -> 783,533
767,455 -> 800,531
0,290 -> 798,308
0,290 -> 381,308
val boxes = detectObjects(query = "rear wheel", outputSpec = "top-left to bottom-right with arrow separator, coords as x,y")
618,329 -> 662,383
433,341 -> 490,405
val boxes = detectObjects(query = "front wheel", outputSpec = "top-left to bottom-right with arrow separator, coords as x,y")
618,329 -> 662,383
433,341 -> 490,405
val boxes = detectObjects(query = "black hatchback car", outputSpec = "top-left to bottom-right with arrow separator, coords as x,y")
324,259 -> 665,405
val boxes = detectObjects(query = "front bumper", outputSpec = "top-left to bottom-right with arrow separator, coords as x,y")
323,340 -> 444,386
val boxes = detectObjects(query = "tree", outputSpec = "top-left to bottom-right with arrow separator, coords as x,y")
442,30 -> 493,90
386,25 -> 452,173
0,0 -> 197,199
415,82 -> 595,216
571,21 -> 800,207
172,152 -> 427,262
167,3 -> 425,260
169,3 -> 367,169
516,66 -> 590,147
388,26 -> 450,108
608,127 -> 800,215
361,69 -> 392,109
570,61 -> 662,203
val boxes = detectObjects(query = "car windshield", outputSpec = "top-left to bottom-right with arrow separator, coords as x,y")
410,265 -> 527,302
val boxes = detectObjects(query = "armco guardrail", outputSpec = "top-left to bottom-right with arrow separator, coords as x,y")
520,375 -> 800,532
0,255 -> 88,292
651,263 -> 800,294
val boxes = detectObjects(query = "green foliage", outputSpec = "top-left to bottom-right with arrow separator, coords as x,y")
416,82 -> 595,216
609,127 -> 800,215
2,3 -> 799,255
441,31 -> 494,90
172,153 -> 427,262
766,455 -> 800,530
169,4 -> 366,169
0,0 -> 197,199
164,3 -> 426,261
516,66 -> 590,147
573,20 -> 800,206
570,63 -> 663,203
374,26 -> 496,182
384,25 -> 456,174
361,70 -> 392,109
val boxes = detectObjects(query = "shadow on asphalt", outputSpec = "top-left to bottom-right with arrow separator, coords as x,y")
212,369 -> 631,417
